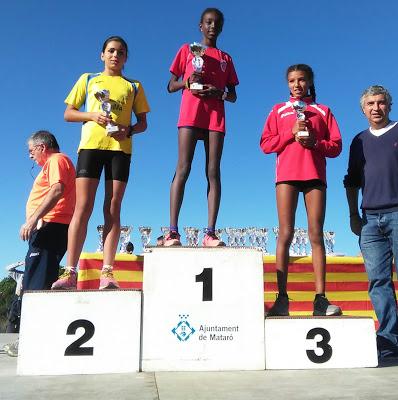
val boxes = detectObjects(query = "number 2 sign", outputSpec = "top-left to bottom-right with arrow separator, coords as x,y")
17,290 -> 142,375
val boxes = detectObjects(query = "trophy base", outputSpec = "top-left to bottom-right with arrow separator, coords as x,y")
297,131 -> 309,138
106,124 -> 119,136
190,83 -> 203,90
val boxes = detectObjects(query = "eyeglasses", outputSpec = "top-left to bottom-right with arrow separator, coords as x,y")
28,144 -> 43,155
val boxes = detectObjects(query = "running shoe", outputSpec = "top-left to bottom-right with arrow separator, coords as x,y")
313,295 -> 342,316
202,232 -> 226,247
266,293 -> 290,316
51,269 -> 77,290
6,339 -> 19,357
99,268 -> 120,290
163,231 -> 181,247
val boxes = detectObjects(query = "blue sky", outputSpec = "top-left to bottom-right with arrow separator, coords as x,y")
1,0 -> 397,277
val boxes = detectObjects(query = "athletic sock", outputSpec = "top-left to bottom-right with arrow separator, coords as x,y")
101,264 -> 113,272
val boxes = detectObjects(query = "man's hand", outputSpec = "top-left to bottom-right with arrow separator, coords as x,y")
21,182 -> 64,241
20,217 -> 38,241
350,214 -> 362,236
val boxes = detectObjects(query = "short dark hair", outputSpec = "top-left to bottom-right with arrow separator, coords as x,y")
102,36 -> 128,57
29,130 -> 60,151
200,8 -> 224,28
360,85 -> 392,109
286,64 -> 316,102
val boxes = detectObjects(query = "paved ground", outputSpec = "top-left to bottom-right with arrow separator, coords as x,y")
2,333 -> 398,400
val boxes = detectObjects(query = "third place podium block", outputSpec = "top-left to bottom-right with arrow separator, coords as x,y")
265,316 -> 378,369
142,247 -> 265,371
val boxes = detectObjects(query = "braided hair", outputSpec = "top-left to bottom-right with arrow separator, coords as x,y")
286,64 -> 316,102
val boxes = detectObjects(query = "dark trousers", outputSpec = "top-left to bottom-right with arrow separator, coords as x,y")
23,222 -> 69,291
6,294 -> 22,333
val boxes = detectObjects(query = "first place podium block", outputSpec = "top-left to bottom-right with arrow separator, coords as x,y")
17,290 -> 142,375
265,316 -> 378,369
142,247 -> 265,371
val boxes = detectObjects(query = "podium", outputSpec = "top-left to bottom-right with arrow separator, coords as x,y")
17,290 -> 142,375
141,247 -> 265,371
16,251 -> 382,375
265,316 -> 378,369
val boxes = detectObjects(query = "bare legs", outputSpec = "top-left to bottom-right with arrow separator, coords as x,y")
66,177 -> 127,269
204,131 -> 224,228
169,128 -> 198,228
169,128 -> 224,229
275,183 -> 326,294
66,178 -> 99,268
102,180 -> 127,265
275,184 -> 299,294
304,186 -> 326,293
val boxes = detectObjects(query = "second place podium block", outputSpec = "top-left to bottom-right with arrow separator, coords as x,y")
17,290 -> 142,375
142,247 -> 265,371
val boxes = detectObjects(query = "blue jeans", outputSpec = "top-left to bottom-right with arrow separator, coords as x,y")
360,212 -> 398,352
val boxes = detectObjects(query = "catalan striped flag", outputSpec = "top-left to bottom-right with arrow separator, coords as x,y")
78,253 -> 397,323
78,253 -> 143,290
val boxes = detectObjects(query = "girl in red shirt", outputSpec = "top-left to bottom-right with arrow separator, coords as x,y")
164,7 -> 239,247
260,64 -> 342,316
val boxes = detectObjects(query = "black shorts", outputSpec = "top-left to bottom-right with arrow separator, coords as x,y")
76,149 -> 131,182
276,179 -> 326,192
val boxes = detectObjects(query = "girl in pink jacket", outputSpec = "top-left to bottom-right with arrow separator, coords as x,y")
260,64 -> 342,317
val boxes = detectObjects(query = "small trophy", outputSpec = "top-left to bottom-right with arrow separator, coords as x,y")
138,226 -> 152,248
94,89 -> 119,135
96,225 -> 104,253
119,225 -> 133,253
189,42 -> 207,90
292,100 -> 309,137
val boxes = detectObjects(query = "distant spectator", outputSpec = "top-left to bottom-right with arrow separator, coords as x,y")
5,261 -> 24,333
126,242 -> 134,254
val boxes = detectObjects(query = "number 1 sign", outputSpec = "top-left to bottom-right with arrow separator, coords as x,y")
141,247 -> 265,371
17,290 -> 142,375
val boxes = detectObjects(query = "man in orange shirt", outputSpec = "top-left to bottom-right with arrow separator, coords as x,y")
21,130 -> 76,290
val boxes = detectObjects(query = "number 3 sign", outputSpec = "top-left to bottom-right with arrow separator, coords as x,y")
264,316 -> 378,369
17,290 -> 142,375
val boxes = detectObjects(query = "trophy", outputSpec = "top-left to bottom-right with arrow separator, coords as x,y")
94,89 -> 119,135
138,226 -> 152,248
119,225 -> 132,253
96,225 -> 104,253
189,42 -> 207,90
292,100 -> 309,137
